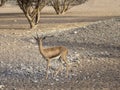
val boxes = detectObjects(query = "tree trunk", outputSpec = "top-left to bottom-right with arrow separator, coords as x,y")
21,7 -> 40,29
29,20 -> 36,29
25,12 -> 36,29
17,0 -> 47,29
35,9 -> 40,25
0,0 -> 7,6
52,3 -> 67,15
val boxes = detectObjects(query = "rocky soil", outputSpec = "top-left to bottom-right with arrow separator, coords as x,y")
0,18 -> 120,90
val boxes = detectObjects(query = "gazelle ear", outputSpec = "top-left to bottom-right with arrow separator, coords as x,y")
33,35 -> 37,40
33,32 -> 40,40
36,33 -> 39,38
42,36 -> 46,40
42,35 -> 53,40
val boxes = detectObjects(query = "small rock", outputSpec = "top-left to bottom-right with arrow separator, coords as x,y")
14,20 -> 17,22
75,53 -> 79,57
29,39 -> 36,43
50,83 -> 54,85
74,31 -> 77,34
35,45 -> 38,48
0,85 -> 5,89
33,80 -> 38,83
55,78 -> 59,81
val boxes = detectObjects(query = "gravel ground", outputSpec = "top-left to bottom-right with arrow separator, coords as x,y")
0,18 -> 120,90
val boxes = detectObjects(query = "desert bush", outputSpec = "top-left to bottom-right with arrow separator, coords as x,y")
50,0 -> 88,14
0,0 -> 8,6
17,0 -> 49,29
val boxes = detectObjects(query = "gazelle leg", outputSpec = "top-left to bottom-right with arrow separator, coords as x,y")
54,57 -> 63,76
46,59 -> 50,79
61,53 -> 69,77
64,60 -> 69,77
54,64 -> 63,76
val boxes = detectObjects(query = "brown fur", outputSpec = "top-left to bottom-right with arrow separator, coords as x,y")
42,46 -> 67,59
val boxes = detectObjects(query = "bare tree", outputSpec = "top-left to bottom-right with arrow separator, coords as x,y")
50,0 -> 88,14
0,0 -> 8,6
17,0 -> 49,29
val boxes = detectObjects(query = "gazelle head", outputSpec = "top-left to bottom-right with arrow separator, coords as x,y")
34,34 -> 54,43
34,34 -> 46,44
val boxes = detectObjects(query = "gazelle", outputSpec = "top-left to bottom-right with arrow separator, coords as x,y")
34,35 -> 70,79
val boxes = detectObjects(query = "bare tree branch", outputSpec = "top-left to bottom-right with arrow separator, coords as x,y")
0,0 -> 8,6
17,0 -> 49,29
50,0 -> 88,14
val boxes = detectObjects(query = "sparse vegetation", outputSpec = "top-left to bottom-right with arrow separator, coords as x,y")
0,0 -> 88,29
17,0 -> 49,29
50,0 -> 88,14
0,0 -> 8,6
